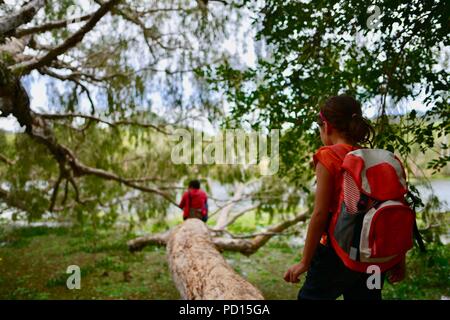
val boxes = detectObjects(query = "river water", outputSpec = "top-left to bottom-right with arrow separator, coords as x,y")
415,179 -> 450,211
1,179 -> 449,234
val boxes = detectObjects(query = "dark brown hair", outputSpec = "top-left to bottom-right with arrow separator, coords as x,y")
319,95 -> 374,146
188,180 -> 200,189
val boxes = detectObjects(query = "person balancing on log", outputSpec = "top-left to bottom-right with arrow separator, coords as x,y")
179,180 -> 209,222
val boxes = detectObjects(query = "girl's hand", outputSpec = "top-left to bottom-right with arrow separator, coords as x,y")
387,257 -> 406,284
283,261 -> 309,283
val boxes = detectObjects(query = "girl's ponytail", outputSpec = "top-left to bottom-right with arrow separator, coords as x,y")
348,113 -> 374,146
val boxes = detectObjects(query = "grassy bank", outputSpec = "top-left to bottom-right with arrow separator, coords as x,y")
0,225 -> 448,300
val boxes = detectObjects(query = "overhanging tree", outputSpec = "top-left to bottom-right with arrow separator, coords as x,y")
0,0 -> 308,300
205,0 -> 449,185
0,0 -> 247,218
0,0 -> 307,233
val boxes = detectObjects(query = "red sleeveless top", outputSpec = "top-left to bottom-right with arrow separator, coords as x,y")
313,144 -> 359,244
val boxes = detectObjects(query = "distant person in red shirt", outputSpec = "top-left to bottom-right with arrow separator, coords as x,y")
179,180 -> 208,222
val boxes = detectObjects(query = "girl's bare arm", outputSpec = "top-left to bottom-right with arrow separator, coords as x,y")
284,162 -> 335,283
301,162 -> 334,266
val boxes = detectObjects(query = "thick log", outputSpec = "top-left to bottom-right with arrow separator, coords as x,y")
167,219 -> 264,300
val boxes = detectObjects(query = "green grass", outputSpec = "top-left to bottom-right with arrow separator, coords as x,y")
222,239 -> 301,300
383,244 -> 450,300
0,224 -> 448,300
0,225 -> 178,299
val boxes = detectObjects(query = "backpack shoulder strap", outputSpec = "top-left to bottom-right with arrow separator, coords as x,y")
407,191 -> 427,252
413,220 -> 426,252
188,191 -> 192,208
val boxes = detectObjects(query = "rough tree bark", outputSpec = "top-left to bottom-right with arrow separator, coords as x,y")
167,219 -> 264,300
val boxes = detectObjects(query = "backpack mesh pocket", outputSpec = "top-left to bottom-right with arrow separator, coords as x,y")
343,171 -> 360,214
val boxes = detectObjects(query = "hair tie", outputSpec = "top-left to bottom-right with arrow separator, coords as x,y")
319,110 -> 327,122
318,110 -> 333,129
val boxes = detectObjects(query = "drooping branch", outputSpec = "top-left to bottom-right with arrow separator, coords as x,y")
0,0 -> 46,37
68,151 -> 177,205
95,0 -> 192,58
38,112 -> 169,134
49,169 -> 64,212
37,67 -> 96,113
0,62 -> 177,210
0,187 -> 29,214
15,14 -> 94,38
10,0 -> 121,75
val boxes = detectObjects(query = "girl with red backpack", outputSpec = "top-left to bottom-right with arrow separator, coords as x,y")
284,95 -> 419,300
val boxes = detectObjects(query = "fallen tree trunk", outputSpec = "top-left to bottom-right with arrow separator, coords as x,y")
128,211 -> 308,255
167,219 -> 264,299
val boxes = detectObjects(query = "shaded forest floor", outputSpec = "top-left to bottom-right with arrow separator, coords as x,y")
0,225 -> 449,300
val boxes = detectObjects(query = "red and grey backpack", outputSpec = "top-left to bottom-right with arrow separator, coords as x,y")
328,146 -> 425,273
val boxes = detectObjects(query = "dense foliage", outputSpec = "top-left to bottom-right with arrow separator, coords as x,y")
205,0 -> 449,183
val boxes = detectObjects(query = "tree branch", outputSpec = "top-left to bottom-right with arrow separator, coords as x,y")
49,169 -> 63,211
1,64 -> 176,210
38,67 -> 96,113
10,0 -> 121,75
222,204 -> 259,228
15,14 -> 94,38
223,211 -> 308,255
0,153 -> 14,165
0,0 -> 46,36
38,112 -> 169,134
213,182 -> 244,230
128,231 -> 171,252
0,186 -> 29,213
128,211 -> 309,254
55,143 -> 177,205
